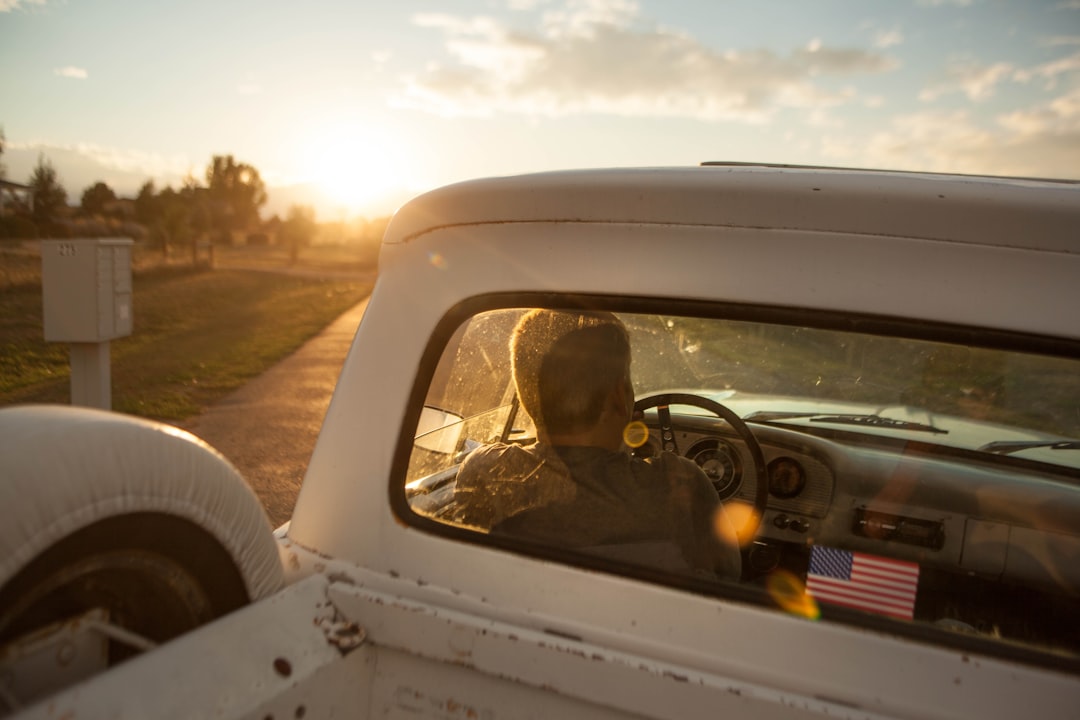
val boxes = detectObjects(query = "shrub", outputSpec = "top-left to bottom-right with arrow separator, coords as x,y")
0,215 -> 39,240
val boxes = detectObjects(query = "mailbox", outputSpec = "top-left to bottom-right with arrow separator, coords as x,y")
42,238 -> 133,342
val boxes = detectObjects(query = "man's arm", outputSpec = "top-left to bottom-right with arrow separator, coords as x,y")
662,453 -> 743,579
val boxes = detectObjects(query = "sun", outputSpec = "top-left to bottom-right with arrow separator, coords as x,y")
298,122 -> 412,216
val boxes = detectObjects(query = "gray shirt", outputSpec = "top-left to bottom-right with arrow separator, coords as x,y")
454,442 -> 741,579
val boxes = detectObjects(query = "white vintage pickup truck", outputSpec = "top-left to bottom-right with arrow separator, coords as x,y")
2,164 -> 1079,718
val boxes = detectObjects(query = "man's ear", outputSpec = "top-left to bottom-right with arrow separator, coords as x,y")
606,377 -> 631,416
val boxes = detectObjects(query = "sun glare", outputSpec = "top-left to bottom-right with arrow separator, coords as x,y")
299,123 -> 412,216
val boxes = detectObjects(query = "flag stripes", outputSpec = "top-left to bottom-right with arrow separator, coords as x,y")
806,546 -> 919,620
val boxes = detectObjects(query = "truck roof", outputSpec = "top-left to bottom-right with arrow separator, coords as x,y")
384,165 -> 1080,253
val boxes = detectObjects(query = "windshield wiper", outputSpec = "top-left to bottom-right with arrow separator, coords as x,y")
977,440 -> 1080,455
745,411 -> 947,434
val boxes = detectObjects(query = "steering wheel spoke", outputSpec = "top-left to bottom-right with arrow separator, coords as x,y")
634,393 -> 768,539
656,403 -> 679,454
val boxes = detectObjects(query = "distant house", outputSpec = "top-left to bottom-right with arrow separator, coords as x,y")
0,179 -> 33,215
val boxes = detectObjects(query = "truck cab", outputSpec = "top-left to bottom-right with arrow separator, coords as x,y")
3,165 -> 1079,718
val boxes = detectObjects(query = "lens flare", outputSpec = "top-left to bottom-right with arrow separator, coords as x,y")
428,251 -> 447,270
766,570 -> 821,620
710,505 -> 739,548
623,420 -> 649,448
717,500 -> 760,547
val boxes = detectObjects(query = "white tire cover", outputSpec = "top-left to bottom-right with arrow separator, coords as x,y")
0,405 -> 284,601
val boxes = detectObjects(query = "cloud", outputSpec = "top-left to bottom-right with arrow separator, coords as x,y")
507,0 -> 549,10
541,0 -> 639,39
1040,36 -> 1080,47
72,143 -> 192,179
54,66 -> 89,80
5,141 -> 193,196
874,29 -> 904,49
919,49 -> 1080,106
1013,50 -> 1080,88
399,1 -> 896,121
822,88 -> 1080,180
920,59 -> 1013,102
825,13 -> 1080,178
998,86 -> 1080,135
0,0 -> 46,12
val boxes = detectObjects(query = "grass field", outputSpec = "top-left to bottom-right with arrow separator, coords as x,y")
1,242 -> 374,421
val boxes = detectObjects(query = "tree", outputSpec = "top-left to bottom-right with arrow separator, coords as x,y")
179,175 -> 212,246
134,180 -> 158,225
29,154 -> 68,232
0,126 -> 6,179
281,204 -> 317,264
204,154 -> 266,243
263,213 -> 282,239
81,181 -> 117,217
158,186 -> 199,256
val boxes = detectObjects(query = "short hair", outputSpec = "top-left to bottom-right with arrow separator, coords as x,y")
510,310 -> 631,436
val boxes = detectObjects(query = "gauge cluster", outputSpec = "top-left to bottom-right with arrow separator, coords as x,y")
686,438 -> 742,498
641,418 -> 834,521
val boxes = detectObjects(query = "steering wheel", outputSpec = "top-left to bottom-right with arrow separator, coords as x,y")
633,393 -> 768,541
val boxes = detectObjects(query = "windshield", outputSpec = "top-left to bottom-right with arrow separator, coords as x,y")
411,308 -> 1080,476
626,314 -> 1080,468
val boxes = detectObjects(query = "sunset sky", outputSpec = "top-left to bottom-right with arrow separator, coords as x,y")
2,0 -> 1078,219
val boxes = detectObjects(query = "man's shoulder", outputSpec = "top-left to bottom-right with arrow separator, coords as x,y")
458,442 -> 567,484
454,442 -> 574,528
462,441 -> 544,468
637,450 -> 705,481
636,451 -> 720,500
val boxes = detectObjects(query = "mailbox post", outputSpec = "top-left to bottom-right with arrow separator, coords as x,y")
41,238 -> 134,410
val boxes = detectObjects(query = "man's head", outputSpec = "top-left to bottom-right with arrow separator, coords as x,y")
510,310 -> 632,443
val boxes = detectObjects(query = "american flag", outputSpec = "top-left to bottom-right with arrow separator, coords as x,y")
806,546 -> 919,620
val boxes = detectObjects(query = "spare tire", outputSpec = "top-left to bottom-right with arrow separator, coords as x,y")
0,405 -> 284,662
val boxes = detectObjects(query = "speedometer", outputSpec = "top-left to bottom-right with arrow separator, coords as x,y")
688,439 -> 742,498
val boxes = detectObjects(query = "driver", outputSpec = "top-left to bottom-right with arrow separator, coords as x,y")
453,309 -> 742,579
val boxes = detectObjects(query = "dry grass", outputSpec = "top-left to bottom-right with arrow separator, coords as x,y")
0,242 -> 374,421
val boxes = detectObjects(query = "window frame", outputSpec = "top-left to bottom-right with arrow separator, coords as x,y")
388,290 -> 1080,675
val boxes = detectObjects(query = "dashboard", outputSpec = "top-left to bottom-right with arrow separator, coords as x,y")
406,406 -> 1080,656
640,410 -> 1080,650
637,412 -> 835,548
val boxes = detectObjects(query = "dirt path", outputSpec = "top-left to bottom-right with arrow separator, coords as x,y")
181,297 -> 369,527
